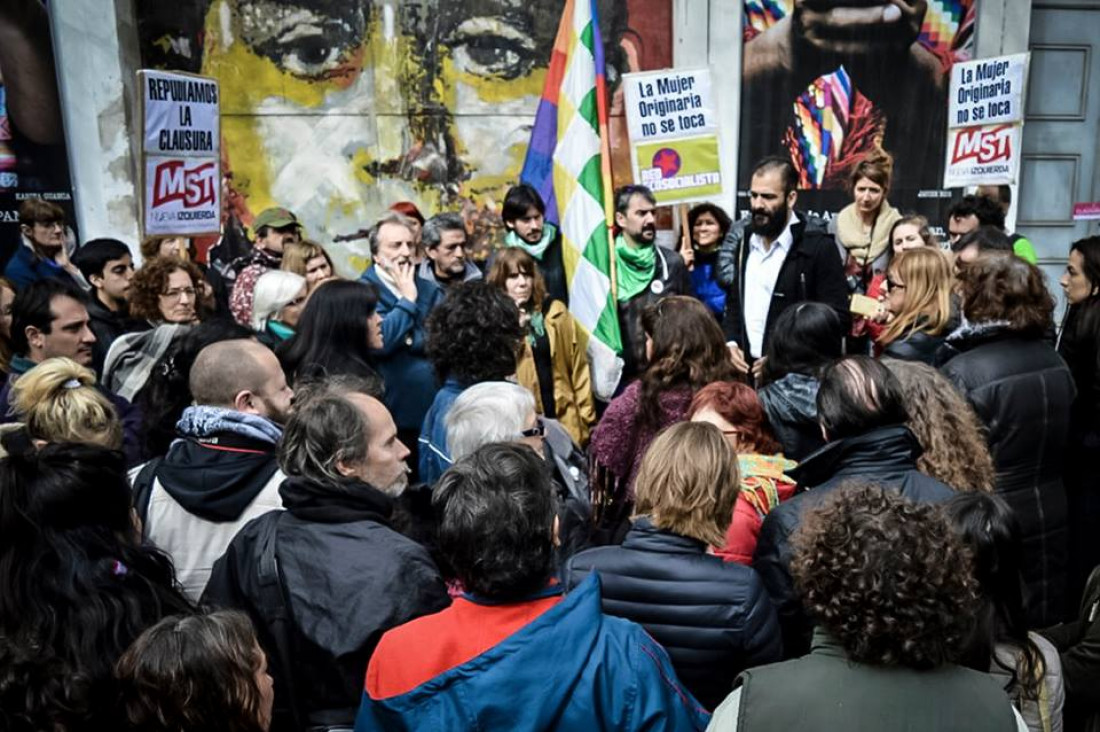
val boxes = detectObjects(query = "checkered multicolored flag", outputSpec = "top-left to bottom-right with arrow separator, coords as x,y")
521,0 -> 623,377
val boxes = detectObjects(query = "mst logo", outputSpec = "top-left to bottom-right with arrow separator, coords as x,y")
152,160 -> 216,208
950,125 -> 1013,165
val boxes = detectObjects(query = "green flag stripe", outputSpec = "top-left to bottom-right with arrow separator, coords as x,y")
578,87 -> 598,135
575,154 -> 604,212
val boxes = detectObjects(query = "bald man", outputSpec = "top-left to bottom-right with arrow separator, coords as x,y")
130,338 -> 294,600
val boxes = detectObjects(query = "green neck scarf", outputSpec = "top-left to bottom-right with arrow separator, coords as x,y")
615,234 -> 656,302
504,222 -> 557,260
267,321 -> 295,341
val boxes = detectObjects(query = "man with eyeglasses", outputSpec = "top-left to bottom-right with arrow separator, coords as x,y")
445,381 -> 593,560
6,198 -> 85,291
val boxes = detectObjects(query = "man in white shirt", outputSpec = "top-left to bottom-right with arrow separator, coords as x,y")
716,157 -> 849,379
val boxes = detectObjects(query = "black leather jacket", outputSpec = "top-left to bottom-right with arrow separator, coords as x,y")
617,245 -> 691,383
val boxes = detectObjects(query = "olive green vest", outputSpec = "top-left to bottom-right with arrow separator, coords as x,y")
736,632 -> 1019,732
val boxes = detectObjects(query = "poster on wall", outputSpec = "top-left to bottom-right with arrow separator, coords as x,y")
943,53 -> 1027,187
0,0 -> 77,272
138,69 -> 220,237
623,68 -> 723,205
737,0 -> 978,234
133,0 -> 677,272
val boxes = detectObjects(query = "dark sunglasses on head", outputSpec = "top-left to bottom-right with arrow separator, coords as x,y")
520,417 -> 545,439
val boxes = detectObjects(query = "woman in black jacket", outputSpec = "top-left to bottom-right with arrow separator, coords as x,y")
940,253 -> 1075,627
564,421 -> 781,710
1057,236 -> 1100,608
877,247 -> 955,364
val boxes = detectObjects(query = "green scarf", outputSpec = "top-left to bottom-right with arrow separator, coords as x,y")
615,234 -> 656,302
525,309 -> 546,347
267,321 -> 295,341
504,222 -> 557,260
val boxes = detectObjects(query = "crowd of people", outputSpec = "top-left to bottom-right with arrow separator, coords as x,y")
0,151 -> 1098,732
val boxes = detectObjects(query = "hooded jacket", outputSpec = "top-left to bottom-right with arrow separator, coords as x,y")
136,406 -> 285,601
753,425 -> 956,658
940,321 -> 1075,626
204,474 -> 450,731
417,258 -> 482,290
355,574 -> 710,731
757,373 -> 823,461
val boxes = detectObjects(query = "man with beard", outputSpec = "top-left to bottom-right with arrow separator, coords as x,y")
131,339 -> 294,601
360,211 -> 444,480
204,387 -> 449,731
717,157 -> 848,381
614,185 -> 690,383
498,183 -> 569,304
418,213 -> 481,291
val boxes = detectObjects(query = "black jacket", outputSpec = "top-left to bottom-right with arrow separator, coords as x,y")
941,323 -> 1075,626
882,329 -> 946,365
758,373 -> 823,461
202,476 -> 450,731
563,518 -> 782,710
753,425 -> 956,658
1040,565 -> 1100,731
717,213 -> 849,357
85,296 -> 143,376
618,245 -> 691,383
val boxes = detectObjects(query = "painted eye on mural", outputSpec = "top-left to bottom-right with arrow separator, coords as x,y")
238,1 -> 367,81
449,17 -> 537,81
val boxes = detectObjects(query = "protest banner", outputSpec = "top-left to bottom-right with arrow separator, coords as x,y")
622,68 -> 723,205
138,70 -> 220,236
943,53 -> 1029,187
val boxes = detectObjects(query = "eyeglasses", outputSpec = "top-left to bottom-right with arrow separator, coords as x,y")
33,219 -> 64,230
520,418 -> 545,439
160,287 -> 197,301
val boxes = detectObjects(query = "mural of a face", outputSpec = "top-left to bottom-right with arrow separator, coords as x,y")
199,0 -> 575,273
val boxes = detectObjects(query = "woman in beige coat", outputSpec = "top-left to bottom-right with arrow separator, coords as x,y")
488,248 -> 596,446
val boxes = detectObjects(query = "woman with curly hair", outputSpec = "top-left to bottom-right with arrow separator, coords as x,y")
103,257 -> 207,403
941,253 -> 1076,626
709,484 -> 1027,731
948,492 -> 1065,732
884,359 -> 994,493
589,296 -> 738,543
565,422 -> 780,710
877,247 -> 956,363
0,442 -> 193,728
419,280 -> 525,484
116,611 -> 274,732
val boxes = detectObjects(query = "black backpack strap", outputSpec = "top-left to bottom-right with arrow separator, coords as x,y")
131,457 -> 163,539
256,512 -> 305,731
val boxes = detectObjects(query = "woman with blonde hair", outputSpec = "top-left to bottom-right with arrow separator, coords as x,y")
564,421 -> 781,710
8,356 -> 122,450
878,246 -> 955,363
487,247 -> 595,445
281,240 -> 334,290
884,359 -> 995,493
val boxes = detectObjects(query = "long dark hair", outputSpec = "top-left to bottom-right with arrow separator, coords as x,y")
278,280 -> 380,385
135,319 -> 253,457
638,296 -> 737,432
1063,236 -> 1100,342
0,441 -> 192,727
946,492 -> 1046,703
762,302 -> 845,384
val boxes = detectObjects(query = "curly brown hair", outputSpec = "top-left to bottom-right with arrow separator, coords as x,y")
129,257 -> 203,321
638,296 -> 738,432
884,359 -> 995,493
115,610 -> 268,732
792,483 -> 980,669
957,253 -> 1054,335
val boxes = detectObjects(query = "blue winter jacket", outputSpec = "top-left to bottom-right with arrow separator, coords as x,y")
354,574 -> 710,731
360,266 -> 443,431
4,243 -> 83,291
417,378 -> 466,485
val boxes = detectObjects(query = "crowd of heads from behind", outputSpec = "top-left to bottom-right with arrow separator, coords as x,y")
2,157 -> 1099,732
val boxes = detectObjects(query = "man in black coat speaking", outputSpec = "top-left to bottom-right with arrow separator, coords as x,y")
718,156 -> 849,379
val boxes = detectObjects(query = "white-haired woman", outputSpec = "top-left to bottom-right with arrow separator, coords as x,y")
251,271 -> 308,348
445,381 -> 592,558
